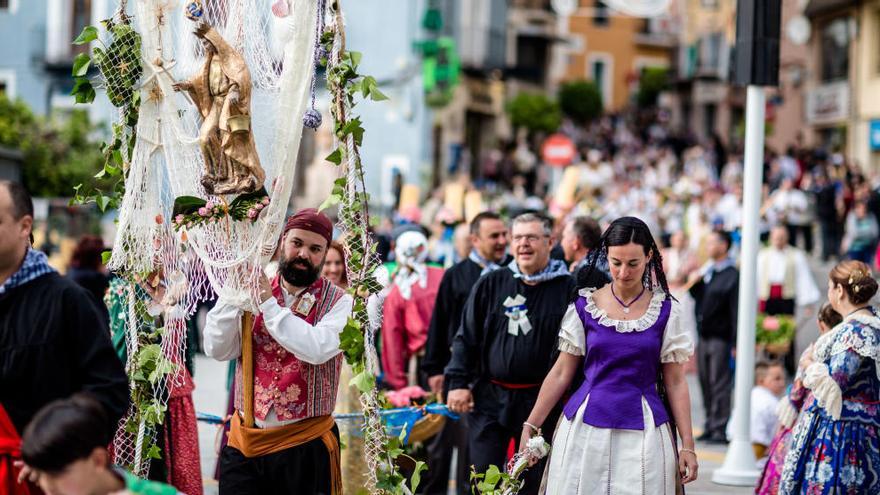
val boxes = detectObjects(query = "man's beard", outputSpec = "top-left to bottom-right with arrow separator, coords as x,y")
279,256 -> 321,287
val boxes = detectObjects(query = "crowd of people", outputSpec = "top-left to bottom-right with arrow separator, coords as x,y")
1,111 -> 879,495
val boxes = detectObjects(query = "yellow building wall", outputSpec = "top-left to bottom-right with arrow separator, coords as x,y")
565,6 -> 671,111
856,1 -> 880,172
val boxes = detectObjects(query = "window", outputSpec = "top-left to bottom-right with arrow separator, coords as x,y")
588,53 -> 612,108
820,17 -> 850,82
0,71 -> 14,99
594,1 -> 609,27
71,0 -> 92,54
0,0 -> 9,10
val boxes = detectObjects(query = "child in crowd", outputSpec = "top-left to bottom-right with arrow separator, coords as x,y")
20,394 -> 179,495
726,361 -> 786,459
749,361 -> 787,459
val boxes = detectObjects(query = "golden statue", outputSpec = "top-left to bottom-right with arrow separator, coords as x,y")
173,22 -> 266,196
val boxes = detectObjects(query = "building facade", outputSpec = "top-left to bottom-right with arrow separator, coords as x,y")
0,0 -> 115,121
563,0 -> 675,112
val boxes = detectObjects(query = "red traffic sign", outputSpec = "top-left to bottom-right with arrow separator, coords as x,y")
542,133 -> 577,167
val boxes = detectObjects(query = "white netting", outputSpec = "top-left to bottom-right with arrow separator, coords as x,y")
109,277 -> 191,477
109,0 -> 318,311
102,0 -> 321,479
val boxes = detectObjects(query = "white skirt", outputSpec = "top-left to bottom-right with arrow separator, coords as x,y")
541,396 -> 679,495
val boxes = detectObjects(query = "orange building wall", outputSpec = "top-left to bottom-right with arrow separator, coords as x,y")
565,9 -> 671,111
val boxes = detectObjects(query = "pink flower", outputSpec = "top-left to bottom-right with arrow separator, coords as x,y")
175,214 -> 185,224
261,197 -> 270,205
385,391 -> 409,408
154,214 -> 164,225
206,200 -> 216,210
198,207 -> 209,217
399,386 -> 427,401
247,208 -> 258,219
255,203 -> 264,210
763,316 -> 780,332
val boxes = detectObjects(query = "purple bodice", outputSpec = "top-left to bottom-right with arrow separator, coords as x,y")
562,295 -> 672,430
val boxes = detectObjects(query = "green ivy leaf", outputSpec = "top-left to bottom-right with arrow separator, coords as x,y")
318,193 -> 341,212
71,78 -> 96,104
410,460 -> 427,492
145,444 -> 162,460
72,53 -> 91,77
101,250 -> 112,264
348,51 -> 362,68
95,194 -> 110,212
73,25 -> 99,45
484,465 -> 502,486
325,147 -> 343,165
349,369 -> 375,393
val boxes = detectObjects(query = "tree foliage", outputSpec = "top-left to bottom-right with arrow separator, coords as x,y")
0,95 -> 104,197
558,80 -> 603,125
636,67 -> 669,108
506,92 -> 561,134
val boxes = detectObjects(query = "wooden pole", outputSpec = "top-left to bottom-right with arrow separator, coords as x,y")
241,311 -> 255,427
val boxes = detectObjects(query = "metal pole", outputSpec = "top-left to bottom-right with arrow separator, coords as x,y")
712,85 -> 764,485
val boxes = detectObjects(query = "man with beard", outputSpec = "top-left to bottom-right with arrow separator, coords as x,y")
445,213 -> 574,495
420,211 -> 510,494
203,208 -> 353,495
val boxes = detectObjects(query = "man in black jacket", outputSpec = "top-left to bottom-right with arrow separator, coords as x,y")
420,211 -> 510,495
0,181 -> 128,484
688,229 -> 738,444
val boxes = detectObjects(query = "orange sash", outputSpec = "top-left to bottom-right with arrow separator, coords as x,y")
227,412 -> 340,495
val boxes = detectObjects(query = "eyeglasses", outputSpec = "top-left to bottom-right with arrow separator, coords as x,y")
512,234 -> 550,244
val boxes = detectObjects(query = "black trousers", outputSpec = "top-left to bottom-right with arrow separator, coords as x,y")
420,414 -> 470,495
820,220 -> 841,261
697,337 -> 733,438
218,427 -> 338,495
786,223 -> 813,254
467,410 -> 557,495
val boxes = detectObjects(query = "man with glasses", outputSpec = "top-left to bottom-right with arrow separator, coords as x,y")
445,212 -> 574,495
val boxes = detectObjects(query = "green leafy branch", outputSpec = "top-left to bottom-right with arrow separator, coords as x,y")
320,2 -> 428,493
70,17 -> 142,212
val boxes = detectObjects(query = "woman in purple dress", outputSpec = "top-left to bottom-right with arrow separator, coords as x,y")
521,217 -> 698,494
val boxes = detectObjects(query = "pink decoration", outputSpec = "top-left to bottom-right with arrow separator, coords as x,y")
271,0 -> 289,18
763,316 -> 780,332
198,207 -> 209,217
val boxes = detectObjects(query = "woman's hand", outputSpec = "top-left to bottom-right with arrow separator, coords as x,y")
518,427 -> 539,467
679,450 -> 698,484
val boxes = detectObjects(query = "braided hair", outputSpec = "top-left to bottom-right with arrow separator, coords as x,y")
577,216 -> 674,300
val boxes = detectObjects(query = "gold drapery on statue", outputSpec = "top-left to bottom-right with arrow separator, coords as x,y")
174,21 -> 266,196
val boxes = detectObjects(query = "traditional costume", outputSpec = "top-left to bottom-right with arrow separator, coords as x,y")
203,211 -> 353,495
445,259 -> 574,495
779,311 -> 880,494
757,245 -> 819,316
540,288 -> 692,494
755,348 -> 815,494
381,231 -> 444,390
420,250 -> 511,495
0,248 -> 129,493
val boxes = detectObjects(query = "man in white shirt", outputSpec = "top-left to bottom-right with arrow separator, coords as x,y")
758,226 -> 820,316
203,208 -> 353,495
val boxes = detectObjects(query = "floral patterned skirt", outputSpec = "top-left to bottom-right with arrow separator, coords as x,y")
779,410 -> 880,495
755,425 -> 793,495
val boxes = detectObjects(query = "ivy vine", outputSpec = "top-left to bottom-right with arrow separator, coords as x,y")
70,16 -> 142,212
320,2 -> 426,493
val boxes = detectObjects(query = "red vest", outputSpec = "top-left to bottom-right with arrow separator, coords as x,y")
235,276 -> 345,422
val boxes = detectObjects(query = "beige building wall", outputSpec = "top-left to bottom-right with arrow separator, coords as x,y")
855,0 -> 880,174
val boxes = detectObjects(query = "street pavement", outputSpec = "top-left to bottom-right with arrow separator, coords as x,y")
191,255 -> 833,494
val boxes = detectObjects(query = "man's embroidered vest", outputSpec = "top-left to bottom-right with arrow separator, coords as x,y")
235,276 -> 345,422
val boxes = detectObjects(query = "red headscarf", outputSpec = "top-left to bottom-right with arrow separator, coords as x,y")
283,208 -> 333,246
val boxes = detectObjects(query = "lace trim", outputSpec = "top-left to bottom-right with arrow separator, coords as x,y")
814,313 -> 880,380
776,398 -> 799,429
579,287 -> 666,333
558,338 -> 584,356
660,348 -> 690,364
803,362 -> 842,420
